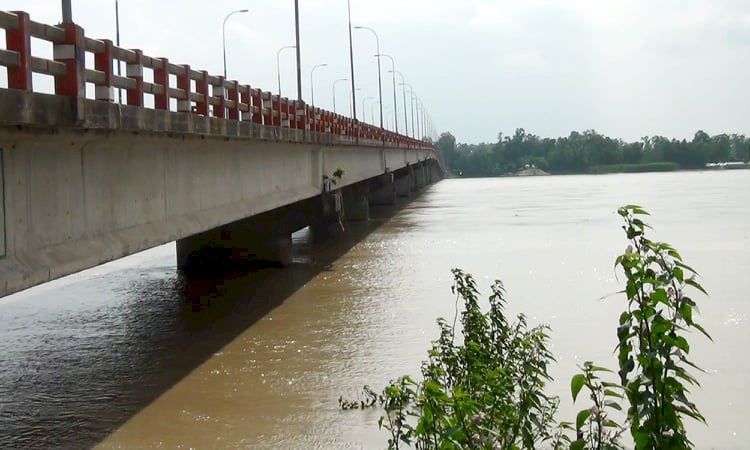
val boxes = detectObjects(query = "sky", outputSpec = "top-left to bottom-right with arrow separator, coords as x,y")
1,0 -> 749,143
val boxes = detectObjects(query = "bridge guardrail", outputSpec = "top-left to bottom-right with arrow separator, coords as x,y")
0,10 -> 437,153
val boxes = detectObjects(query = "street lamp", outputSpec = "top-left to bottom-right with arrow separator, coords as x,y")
354,26 -> 383,129
346,0 -> 357,121
277,45 -> 296,100
62,0 -> 72,22
351,87 -> 362,117
310,63 -> 327,107
376,53 -> 398,134
389,70 -> 408,138
332,78 -> 348,114
401,82 -> 416,139
362,96 -> 374,123
222,9 -> 248,79
115,0 -> 121,103
416,98 -> 425,141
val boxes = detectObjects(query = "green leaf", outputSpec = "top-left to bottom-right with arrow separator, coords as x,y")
604,389 -> 624,399
604,400 -> 622,411
685,278 -> 708,295
570,439 -> 586,450
674,266 -> 684,282
679,303 -> 693,324
576,408 -> 592,430
650,289 -> 669,305
674,336 -> 690,353
571,374 -> 586,402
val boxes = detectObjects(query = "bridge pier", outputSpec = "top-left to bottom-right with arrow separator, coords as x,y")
368,173 -> 396,206
394,172 -> 412,197
414,163 -> 427,189
342,182 -> 370,221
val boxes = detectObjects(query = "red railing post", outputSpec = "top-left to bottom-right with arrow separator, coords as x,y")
177,64 -> 191,112
94,39 -> 113,101
154,57 -> 169,110
53,22 -> 85,97
251,89 -> 263,124
7,11 -> 32,91
262,92 -> 273,125
272,95 -> 281,127
195,70 -> 209,115
126,49 -> 144,106
213,77 -> 226,118
286,99 -> 293,128
295,101 -> 306,130
240,85 -> 252,121
228,81 -> 240,120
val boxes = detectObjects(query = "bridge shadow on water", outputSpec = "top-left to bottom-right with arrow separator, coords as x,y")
0,199 -> 419,449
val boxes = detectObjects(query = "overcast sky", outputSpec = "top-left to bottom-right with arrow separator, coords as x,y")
2,0 -> 749,143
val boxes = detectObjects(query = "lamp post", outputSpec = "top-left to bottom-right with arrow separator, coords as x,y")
401,83 -> 416,139
222,9 -> 248,79
416,98 -> 425,141
115,0 -> 121,103
390,70 -> 408,138
354,26 -> 383,129
294,0 -> 302,100
62,0 -> 72,22
362,96 -> 374,123
351,87 -> 362,117
310,63 -> 327,107
332,78 -> 348,114
376,54 -> 398,134
277,45 -> 296,100
418,100 -> 424,139
346,0 -> 357,122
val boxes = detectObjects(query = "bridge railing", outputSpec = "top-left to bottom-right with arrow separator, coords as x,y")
0,10 -> 432,150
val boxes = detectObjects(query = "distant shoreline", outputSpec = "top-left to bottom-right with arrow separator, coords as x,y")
444,163 -> 749,178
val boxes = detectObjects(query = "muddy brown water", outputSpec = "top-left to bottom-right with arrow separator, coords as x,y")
0,171 -> 747,449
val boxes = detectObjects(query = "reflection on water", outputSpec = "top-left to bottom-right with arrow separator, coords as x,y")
1,171 -> 749,449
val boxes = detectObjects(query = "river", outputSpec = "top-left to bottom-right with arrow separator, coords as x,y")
0,171 -> 747,449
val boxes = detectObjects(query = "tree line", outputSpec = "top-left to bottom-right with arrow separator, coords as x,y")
434,129 -> 750,176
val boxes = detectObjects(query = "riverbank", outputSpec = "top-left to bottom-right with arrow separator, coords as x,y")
589,161 -> 681,174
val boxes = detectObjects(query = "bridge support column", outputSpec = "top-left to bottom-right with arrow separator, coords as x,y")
431,162 -> 443,183
369,173 -> 396,206
395,173 -> 412,197
310,191 -> 344,239
342,183 -> 370,221
414,163 -> 426,189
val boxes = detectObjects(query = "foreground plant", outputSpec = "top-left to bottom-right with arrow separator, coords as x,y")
343,205 -> 710,450
611,205 -> 710,448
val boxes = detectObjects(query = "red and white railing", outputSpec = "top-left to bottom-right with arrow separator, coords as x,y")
0,10 -> 432,149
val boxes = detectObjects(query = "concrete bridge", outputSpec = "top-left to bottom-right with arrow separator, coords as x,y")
0,10 -> 443,298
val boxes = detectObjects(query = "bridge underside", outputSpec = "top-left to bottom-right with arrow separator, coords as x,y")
0,121 -> 440,297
